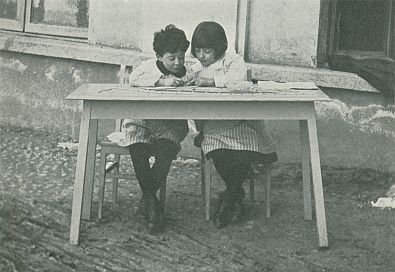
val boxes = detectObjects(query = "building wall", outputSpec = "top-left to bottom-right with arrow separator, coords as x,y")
88,0 -> 143,49
0,51 -> 118,138
0,0 -> 394,174
88,0 -> 238,54
248,0 -> 320,67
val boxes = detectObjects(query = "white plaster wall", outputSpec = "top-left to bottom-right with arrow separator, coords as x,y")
88,0 -> 321,65
89,0 -> 238,54
140,0 -> 238,55
248,0 -> 321,67
89,0 -> 143,49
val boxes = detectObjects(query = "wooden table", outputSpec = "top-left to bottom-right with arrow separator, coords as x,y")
66,83 -> 330,247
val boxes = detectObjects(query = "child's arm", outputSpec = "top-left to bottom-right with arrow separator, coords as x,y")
129,62 -> 163,87
213,54 -> 247,88
181,65 -> 199,86
195,77 -> 215,87
128,59 -> 182,87
156,75 -> 183,86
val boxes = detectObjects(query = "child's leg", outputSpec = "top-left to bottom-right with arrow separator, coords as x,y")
209,149 -> 251,228
151,139 -> 179,190
129,143 -> 155,194
210,149 -> 250,198
129,143 -> 163,233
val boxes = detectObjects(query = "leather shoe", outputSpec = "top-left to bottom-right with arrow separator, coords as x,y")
230,200 -> 245,223
212,191 -> 235,229
213,189 -> 245,228
136,195 -> 147,217
144,193 -> 164,234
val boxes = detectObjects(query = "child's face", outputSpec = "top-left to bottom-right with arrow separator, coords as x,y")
194,48 -> 216,67
157,50 -> 185,74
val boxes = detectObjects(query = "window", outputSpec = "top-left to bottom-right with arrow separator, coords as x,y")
326,0 -> 394,60
0,0 -> 25,31
0,0 -> 89,38
320,0 -> 395,102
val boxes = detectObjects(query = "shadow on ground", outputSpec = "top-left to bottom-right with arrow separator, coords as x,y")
0,126 -> 394,272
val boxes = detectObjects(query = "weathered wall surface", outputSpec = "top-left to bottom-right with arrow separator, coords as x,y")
0,51 -> 118,138
138,0 -> 238,53
88,0 -> 238,53
266,101 -> 395,173
88,0 -> 143,49
1,51 -> 394,174
1,0 -> 394,174
248,0 -> 320,67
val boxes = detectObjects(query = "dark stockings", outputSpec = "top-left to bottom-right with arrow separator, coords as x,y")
129,139 -> 178,233
129,139 -> 177,195
210,149 -> 251,199
209,149 -> 253,228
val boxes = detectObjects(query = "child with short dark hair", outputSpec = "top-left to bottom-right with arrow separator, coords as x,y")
108,24 -> 190,233
189,21 -> 278,228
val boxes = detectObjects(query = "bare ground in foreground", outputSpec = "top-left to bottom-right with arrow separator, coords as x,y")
0,125 -> 394,272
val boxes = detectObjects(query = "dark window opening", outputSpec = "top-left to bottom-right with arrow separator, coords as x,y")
320,0 -> 395,104
336,0 -> 389,53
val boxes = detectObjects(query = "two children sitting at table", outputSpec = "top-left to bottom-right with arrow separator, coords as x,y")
109,22 -> 277,233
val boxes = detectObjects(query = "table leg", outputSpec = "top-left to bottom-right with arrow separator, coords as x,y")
82,118 -> 98,220
299,120 -> 313,220
204,155 -> 211,222
306,114 -> 329,248
70,101 -> 98,245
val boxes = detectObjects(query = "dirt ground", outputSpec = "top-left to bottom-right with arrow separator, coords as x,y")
1,125 -> 395,272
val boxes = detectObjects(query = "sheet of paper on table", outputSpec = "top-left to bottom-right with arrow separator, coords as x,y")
257,81 -> 318,90
136,81 -> 320,96
143,86 -> 229,93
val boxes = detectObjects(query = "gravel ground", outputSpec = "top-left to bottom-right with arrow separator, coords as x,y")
1,125 -> 395,272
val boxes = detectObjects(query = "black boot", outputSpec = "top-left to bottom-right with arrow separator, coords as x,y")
213,191 -> 234,229
213,189 -> 245,229
144,192 -> 164,234
136,182 -> 160,217
230,190 -> 246,223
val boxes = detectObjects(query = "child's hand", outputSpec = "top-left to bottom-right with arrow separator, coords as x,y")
195,77 -> 215,87
156,75 -> 183,87
180,73 -> 196,86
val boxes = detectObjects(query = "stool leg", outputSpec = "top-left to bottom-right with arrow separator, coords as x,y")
204,159 -> 212,221
265,166 -> 272,218
200,150 -> 206,204
249,168 -> 255,202
111,154 -> 120,203
98,150 -> 107,219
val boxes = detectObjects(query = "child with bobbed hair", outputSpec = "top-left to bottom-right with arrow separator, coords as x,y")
189,21 -> 278,229
108,24 -> 190,233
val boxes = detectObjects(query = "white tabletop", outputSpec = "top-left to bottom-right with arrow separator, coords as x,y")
66,83 -> 330,102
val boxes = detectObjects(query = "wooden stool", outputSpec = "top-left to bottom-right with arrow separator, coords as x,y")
200,151 -> 272,221
97,141 -> 166,219
97,64 -> 166,219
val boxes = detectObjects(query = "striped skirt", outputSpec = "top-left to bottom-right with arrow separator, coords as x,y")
107,119 -> 189,152
200,120 -> 277,156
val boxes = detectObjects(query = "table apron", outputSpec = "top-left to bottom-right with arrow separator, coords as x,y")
89,100 -> 316,120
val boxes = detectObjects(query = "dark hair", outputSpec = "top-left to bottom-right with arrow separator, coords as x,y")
153,24 -> 190,56
191,21 -> 228,59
